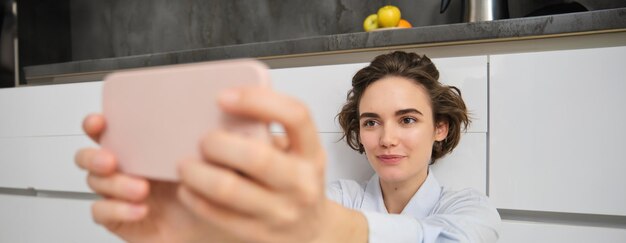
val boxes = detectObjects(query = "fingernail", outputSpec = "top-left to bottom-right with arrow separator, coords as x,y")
219,89 -> 240,105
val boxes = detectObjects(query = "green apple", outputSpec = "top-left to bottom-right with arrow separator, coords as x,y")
363,14 -> 379,32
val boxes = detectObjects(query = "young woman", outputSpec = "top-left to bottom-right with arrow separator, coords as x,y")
329,51 -> 500,241
75,51 -> 500,242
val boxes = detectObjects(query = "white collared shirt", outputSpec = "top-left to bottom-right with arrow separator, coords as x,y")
327,171 -> 501,243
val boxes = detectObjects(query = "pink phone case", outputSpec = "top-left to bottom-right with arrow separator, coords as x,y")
100,59 -> 271,181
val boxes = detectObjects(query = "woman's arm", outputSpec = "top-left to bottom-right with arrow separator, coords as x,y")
328,180 -> 500,243
177,87 -> 369,243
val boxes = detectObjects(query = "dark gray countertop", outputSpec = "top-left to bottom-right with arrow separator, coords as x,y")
24,7 -> 626,81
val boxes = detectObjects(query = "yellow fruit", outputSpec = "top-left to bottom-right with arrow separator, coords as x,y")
377,5 -> 401,28
363,14 -> 379,32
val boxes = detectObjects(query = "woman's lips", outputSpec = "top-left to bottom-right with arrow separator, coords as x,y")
376,155 -> 406,165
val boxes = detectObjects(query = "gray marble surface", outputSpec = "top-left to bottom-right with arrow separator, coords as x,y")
68,0 -> 462,61
24,8 -> 626,80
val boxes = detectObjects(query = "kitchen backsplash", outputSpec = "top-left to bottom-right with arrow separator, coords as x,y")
68,0 -> 462,61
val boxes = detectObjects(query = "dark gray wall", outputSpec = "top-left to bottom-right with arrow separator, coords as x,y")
17,0 -> 72,85
1,0 -> 16,87
55,0 -> 626,62
69,0 -> 462,61
18,0 -> 72,66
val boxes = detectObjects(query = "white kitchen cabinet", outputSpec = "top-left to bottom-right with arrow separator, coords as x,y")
500,220 -> 626,243
269,63 -> 362,133
431,133 -> 487,194
489,46 -> 626,216
0,56 -> 488,194
321,132 -> 374,184
0,194 -> 122,243
0,83 -> 100,192
433,56 -> 488,133
270,55 -> 488,133
0,82 -> 102,138
0,135 -> 94,192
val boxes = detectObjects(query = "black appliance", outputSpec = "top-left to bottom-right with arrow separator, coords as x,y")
1,0 -> 16,87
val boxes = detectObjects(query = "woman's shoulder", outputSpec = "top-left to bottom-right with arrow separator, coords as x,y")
440,187 -> 489,202
434,187 -> 500,217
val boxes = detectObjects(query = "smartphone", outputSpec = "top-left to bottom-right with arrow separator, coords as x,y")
100,59 -> 271,181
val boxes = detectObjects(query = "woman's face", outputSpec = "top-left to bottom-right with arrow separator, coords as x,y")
358,76 -> 447,184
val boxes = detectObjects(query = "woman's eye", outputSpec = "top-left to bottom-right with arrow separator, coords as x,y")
401,117 -> 417,124
363,120 -> 378,127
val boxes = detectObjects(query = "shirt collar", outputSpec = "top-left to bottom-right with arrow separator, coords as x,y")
360,169 -> 442,218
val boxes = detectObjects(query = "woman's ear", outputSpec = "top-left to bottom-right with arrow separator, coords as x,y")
435,121 -> 449,141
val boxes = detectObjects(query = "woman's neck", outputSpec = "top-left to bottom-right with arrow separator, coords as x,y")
379,169 -> 428,214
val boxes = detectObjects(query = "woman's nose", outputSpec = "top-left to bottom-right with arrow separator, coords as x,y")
379,125 -> 399,148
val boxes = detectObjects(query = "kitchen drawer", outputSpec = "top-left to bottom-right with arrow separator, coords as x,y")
0,194 -> 121,243
431,132 -> 486,194
322,132 -> 374,184
500,220 -> 626,243
433,56 -> 488,133
0,82 -> 102,138
0,135 -> 95,192
489,46 -> 626,216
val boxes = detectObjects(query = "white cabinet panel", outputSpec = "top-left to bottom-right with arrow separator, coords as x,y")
490,46 -> 626,216
0,194 -> 122,243
0,82 -> 102,137
269,63 -> 363,133
0,135 -> 94,192
433,56 -> 488,133
270,56 -> 487,133
431,133 -> 486,194
501,220 -> 626,243
322,133 -> 374,184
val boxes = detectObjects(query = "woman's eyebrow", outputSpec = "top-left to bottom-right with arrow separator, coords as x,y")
360,109 -> 422,119
359,112 -> 380,119
396,108 -> 423,116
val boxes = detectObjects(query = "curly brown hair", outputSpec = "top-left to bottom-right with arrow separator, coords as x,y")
337,51 -> 470,164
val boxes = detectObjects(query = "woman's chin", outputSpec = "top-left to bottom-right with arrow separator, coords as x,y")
376,170 -> 409,183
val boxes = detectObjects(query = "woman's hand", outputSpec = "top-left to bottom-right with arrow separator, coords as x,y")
74,115 -> 239,243
177,88 -> 367,243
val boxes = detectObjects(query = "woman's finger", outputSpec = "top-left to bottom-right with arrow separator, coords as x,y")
218,88 -> 323,161
75,148 -> 117,176
200,130 -> 298,190
272,134 -> 289,151
178,158 -> 289,220
91,200 -> 148,225
82,113 -> 106,143
87,174 -> 149,202
177,187 -> 273,241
